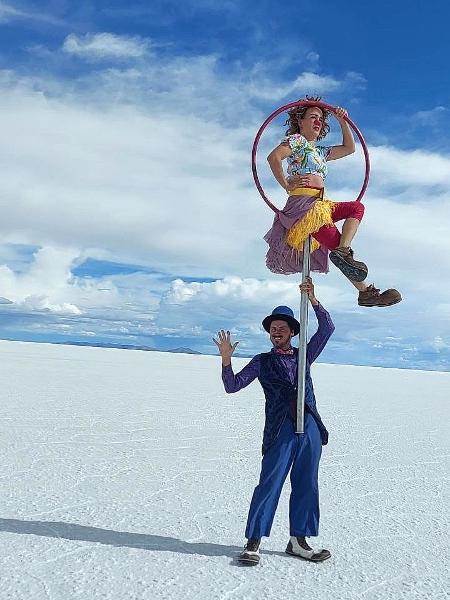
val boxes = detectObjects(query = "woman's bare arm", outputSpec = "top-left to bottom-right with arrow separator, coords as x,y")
327,107 -> 355,161
267,143 -> 292,190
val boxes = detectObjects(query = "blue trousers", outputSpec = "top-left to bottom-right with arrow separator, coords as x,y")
245,413 -> 322,539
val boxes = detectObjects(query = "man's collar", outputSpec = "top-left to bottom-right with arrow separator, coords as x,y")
273,347 -> 294,355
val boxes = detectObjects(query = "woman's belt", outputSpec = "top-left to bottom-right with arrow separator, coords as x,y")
287,186 -> 324,198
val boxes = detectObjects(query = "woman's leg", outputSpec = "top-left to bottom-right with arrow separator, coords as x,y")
313,201 -> 402,304
313,201 -> 368,288
333,201 -> 365,248
340,217 -> 361,248
312,201 -> 365,250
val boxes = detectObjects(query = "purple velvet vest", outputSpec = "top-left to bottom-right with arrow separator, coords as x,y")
258,349 -> 329,454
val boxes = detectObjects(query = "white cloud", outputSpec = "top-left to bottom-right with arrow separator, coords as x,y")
369,145 -> 450,187
0,68 -> 264,277
0,1 -> 62,25
164,276 -> 347,308
21,296 -> 81,315
0,246 -> 81,314
247,70 -> 366,101
306,52 -> 320,66
0,1 -> 21,22
0,245 -> 166,337
157,276 -> 353,352
62,33 -> 150,60
280,72 -> 341,98
413,106 -> 446,126
431,336 -> 449,352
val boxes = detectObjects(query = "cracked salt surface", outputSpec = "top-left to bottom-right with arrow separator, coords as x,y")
0,340 -> 449,599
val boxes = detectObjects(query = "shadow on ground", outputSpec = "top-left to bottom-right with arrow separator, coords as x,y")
0,517 -> 254,558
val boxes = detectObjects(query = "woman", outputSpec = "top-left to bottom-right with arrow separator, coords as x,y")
264,96 -> 401,307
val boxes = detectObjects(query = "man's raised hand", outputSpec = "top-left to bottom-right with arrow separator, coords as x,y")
213,330 -> 239,364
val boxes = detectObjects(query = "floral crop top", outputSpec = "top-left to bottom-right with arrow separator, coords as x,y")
283,134 -> 331,180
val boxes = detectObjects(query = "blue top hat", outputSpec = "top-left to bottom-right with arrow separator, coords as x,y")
262,305 -> 300,336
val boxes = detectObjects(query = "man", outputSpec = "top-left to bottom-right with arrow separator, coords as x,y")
214,278 -> 334,565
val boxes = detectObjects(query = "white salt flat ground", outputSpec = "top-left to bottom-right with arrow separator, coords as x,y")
0,339 -> 449,600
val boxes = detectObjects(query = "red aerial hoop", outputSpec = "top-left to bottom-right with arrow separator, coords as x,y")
251,100 -> 370,214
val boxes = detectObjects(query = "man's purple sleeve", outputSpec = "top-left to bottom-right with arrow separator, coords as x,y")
221,355 -> 261,393
306,303 -> 335,364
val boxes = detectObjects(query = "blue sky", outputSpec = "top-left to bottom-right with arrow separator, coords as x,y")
0,0 -> 449,370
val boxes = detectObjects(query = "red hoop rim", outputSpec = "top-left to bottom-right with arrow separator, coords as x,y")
251,100 -> 370,213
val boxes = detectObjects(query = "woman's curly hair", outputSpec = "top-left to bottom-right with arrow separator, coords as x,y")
284,95 -> 330,141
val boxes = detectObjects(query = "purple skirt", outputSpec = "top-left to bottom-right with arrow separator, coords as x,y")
264,193 -> 330,275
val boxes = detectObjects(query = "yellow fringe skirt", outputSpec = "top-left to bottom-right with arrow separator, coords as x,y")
285,187 -> 336,253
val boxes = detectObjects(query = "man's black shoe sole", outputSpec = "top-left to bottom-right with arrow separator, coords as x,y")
238,555 -> 260,565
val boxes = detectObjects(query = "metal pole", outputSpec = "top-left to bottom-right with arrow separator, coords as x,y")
296,235 -> 311,433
